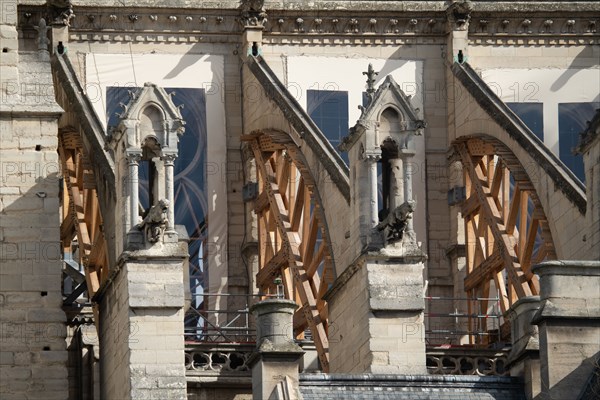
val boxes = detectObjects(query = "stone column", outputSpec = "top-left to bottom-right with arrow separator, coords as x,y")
532,260 -> 600,400
507,296 -> 541,400
401,151 -> 416,234
126,152 -> 141,233
163,153 -> 177,236
249,299 -> 304,400
388,157 -> 404,210
366,154 -> 380,228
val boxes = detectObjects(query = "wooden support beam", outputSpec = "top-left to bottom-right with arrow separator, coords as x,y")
251,139 -> 330,372
458,143 -> 531,299
256,248 -> 287,289
464,251 -> 502,291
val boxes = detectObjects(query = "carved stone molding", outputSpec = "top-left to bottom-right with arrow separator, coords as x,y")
468,16 -> 599,36
17,5 -> 600,42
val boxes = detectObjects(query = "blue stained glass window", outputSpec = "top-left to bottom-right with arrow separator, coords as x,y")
558,102 -> 599,183
307,90 -> 349,164
106,86 -> 208,335
506,102 -> 544,141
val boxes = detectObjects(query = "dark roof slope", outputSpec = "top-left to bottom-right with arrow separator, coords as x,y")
300,374 -> 526,400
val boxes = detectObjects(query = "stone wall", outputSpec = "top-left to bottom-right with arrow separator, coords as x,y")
99,252 -> 188,399
0,1 -> 68,397
327,257 -> 426,375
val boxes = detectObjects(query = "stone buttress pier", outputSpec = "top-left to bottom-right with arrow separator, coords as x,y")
94,83 -> 189,399
327,67 -> 428,374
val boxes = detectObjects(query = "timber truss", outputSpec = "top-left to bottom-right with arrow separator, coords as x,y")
455,137 -> 556,343
245,130 -> 335,372
58,128 -> 109,316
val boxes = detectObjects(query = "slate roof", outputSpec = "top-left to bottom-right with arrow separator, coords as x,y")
299,374 -> 526,400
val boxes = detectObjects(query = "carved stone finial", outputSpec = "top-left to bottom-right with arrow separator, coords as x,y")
363,63 -> 379,106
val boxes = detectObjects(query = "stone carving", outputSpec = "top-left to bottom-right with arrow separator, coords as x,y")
363,63 -> 378,106
138,199 -> 170,243
426,352 -> 509,376
239,0 -> 267,28
185,349 -> 251,373
47,0 -> 74,26
377,201 -> 416,243
447,0 -> 473,30
34,18 -> 50,51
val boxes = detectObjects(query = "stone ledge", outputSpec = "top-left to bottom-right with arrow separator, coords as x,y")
531,259 -> 600,276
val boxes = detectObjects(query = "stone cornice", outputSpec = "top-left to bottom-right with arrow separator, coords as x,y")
18,3 -> 599,41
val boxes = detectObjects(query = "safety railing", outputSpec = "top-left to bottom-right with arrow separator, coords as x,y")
425,295 -> 504,347
185,293 -> 279,344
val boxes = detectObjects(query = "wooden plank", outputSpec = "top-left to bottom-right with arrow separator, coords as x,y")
256,248 -> 287,288
464,251 -> 502,291
254,191 -> 269,214
302,212 -> 318,272
518,191 -> 529,260
306,243 -> 325,278
290,177 -> 305,231
506,183 -> 521,235
521,218 -> 539,273
461,195 -> 480,217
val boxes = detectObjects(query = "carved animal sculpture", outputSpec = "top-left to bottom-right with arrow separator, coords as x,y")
377,201 -> 416,243
138,199 -> 170,243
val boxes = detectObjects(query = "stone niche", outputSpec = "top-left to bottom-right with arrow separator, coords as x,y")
109,82 -> 186,250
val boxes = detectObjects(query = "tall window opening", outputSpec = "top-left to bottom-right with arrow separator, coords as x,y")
558,102 -> 599,183
307,89 -> 349,164
107,86 -> 208,338
506,102 -> 544,141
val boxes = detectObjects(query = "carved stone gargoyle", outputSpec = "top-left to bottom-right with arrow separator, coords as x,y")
138,199 -> 170,243
47,0 -> 75,26
377,201 -> 416,244
239,0 -> 267,27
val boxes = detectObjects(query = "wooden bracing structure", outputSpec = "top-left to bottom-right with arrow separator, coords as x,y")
456,138 -> 556,343
246,131 -> 335,372
58,128 -> 110,309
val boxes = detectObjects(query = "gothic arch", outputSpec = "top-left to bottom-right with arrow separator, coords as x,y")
245,129 -> 336,372
452,135 -> 557,343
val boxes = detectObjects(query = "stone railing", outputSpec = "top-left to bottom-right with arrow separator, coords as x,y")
185,344 -> 254,375
185,344 -> 510,376
426,347 -> 509,376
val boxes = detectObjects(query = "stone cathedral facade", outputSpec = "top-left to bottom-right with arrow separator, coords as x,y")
0,1 -> 599,399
